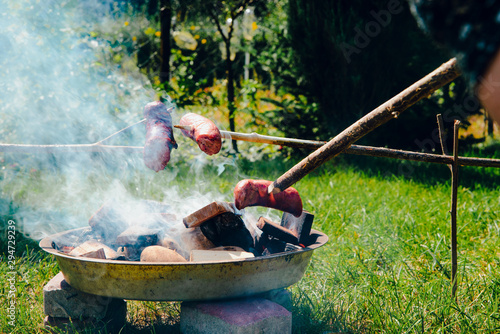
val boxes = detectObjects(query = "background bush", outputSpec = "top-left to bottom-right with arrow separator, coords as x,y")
278,0 -> 480,150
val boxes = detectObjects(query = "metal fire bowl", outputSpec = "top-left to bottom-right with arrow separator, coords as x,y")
39,227 -> 328,301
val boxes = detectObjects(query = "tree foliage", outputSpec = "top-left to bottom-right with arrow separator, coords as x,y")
278,0 -> 479,150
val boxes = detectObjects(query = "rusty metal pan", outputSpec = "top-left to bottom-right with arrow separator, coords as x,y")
39,227 -> 328,301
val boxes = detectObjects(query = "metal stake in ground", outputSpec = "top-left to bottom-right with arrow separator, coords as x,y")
267,58 -> 461,195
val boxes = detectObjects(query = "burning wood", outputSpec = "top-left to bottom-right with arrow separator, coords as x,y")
88,200 -> 127,241
80,248 -> 106,259
59,195 -> 316,264
140,245 -> 187,262
190,249 -> 254,262
211,246 -> 246,252
69,240 -> 118,259
180,227 -> 216,251
183,201 -> 237,228
257,217 -> 299,245
281,211 -> 314,245
199,212 -> 256,252
159,237 -> 184,254
262,240 -> 303,256
115,226 -> 161,248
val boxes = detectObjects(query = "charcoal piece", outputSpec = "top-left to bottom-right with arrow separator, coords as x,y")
183,201 -> 236,228
262,238 -> 286,255
159,237 -> 189,259
89,201 -> 128,241
180,227 -> 216,251
253,232 -> 270,256
51,228 -> 95,251
281,211 -> 314,245
199,212 -> 254,252
284,243 -> 303,252
115,247 -> 128,261
69,240 -> 118,259
124,247 -> 144,261
190,249 -> 254,262
257,217 -> 299,245
211,246 -> 246,252
115,226 -> 160,248
89,200 -> 174,243
261,239 -> 303,256
80,248 -> 106,259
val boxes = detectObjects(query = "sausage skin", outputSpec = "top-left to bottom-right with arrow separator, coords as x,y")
179,113 -> 221,155
143,101 -> 177,172
233,179 -> 303,217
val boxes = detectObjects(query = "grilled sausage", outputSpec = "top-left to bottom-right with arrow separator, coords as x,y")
233,179 -> 303,217
143,101 -> 177,172
179,113 -> 221,155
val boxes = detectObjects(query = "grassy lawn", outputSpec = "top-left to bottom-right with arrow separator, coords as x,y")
1,152 -> 499,333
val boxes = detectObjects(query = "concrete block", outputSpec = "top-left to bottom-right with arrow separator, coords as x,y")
180,297 -> 291,334
43,272 -> 126,320
43,297 -> 126,334
257,289 -> 292,312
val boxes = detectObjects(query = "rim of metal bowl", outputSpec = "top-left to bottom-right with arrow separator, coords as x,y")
39,227 -> 329,265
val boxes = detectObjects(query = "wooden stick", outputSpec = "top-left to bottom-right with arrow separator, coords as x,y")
450,120 -> 460,298
174,125 -> 192,131
219,130 -> 325,149
2,128 -> 500,168
97,118 -> 146,144
0,143 -> 143,154
436,114 -> 450,156
268,58 -> 461,194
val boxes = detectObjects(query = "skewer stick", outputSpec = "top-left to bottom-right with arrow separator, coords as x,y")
174,125 -> 192,131
97,118 -> 146,144
1,127 -> 500,168
0,143 -> 143,154
267,58 -> 461,194
219,130 -> 325,148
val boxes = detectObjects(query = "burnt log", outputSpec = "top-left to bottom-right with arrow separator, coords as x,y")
199,212 -> 255,252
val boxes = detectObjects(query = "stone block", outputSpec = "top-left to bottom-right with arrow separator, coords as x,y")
257,289 -> 292,312
44,298 -> 126,334
43,272 -> 126,321
180,297 -> 291,334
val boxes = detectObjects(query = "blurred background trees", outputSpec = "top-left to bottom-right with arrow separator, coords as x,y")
112,0 -> 486,154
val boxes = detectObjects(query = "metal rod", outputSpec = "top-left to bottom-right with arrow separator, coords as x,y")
267,58 -> 461,195
450,120 -> 460,298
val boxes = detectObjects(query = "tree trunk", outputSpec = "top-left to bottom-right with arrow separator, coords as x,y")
159,0 -> 172,84
487,113 -> 495,137
225,39 -> 238,152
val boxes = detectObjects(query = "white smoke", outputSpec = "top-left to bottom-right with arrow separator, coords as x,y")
0,0 -> 278,243
0,0 -> 232,240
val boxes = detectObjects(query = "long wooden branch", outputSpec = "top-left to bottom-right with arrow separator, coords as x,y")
450,120 -> 460,298
0,143 -> 143,154
2,129 -> 500,168
268,58 -> 462,194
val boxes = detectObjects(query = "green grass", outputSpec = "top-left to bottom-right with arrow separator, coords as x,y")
1,153 -> 499,333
